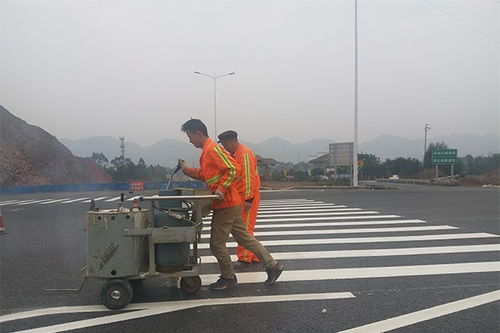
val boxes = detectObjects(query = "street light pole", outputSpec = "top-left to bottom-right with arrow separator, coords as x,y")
194,71 -> 235,140
352,0 -> 359,187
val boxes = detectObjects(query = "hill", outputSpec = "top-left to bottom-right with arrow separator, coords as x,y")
0,106 -> 112,186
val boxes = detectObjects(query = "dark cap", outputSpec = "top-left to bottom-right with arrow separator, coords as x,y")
217,130 -> 238,143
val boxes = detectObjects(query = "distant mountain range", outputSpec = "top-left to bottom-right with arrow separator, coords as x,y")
60,133 -> 499,166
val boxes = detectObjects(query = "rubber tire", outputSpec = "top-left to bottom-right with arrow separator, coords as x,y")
180,276 -> 202,295
100,279 -> 133,310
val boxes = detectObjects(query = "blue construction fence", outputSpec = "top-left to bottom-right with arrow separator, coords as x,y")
0,181 -> 206,195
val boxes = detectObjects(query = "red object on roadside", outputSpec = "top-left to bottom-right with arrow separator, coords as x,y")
130,181 -> 144,192
0,209 -> 5,234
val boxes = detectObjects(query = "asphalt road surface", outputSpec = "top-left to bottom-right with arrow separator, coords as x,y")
0,184 -> 499,332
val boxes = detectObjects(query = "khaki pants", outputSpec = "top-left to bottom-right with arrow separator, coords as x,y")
210,205 -> 276,279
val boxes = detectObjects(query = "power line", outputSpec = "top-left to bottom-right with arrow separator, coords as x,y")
423,0 -> 499,44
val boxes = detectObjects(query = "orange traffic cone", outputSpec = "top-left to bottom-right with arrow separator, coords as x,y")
0,209 -> 5,234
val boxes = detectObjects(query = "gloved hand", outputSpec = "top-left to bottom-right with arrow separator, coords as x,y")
214,189 -> 224,201
243,201 -> 252,211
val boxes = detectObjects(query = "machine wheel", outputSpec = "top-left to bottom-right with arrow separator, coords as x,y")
180,276 -> 202,295
100,279 -> 133,310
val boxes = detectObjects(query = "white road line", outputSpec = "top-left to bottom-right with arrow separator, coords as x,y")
61,198 -> 89,204
82,197 -> 109,203
39,198 -> 72,205
201,261 -> 500,286
0,199 -> 34,206
0,200 -> 21,205
199,225 -> 457,239
203,215 -> 402,223
259,203 -> 331,208
259,207 -> 355,213
196,232 -> 499,249
202,211 -> 381,222
261,199 -> 314,202
258,211 -> 380,218
17,199 -> 55,205
105,196 -> 122,202
259,205 -> 348,211
200,244 -> 500,263
11,292 -> 354,332
126,196 -> 141,202
202,220 -> 427,229
338,289 -> 500,333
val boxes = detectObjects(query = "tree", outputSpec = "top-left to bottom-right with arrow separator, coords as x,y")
383,157 -> 422,178
89,152 -> 109,169
358,153 -> 383,179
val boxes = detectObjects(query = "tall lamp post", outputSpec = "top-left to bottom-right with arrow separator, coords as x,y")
194,71 -> 235,140
352,0 -> 359,187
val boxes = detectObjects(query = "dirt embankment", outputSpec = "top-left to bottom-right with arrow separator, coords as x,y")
0,106 -> 112,186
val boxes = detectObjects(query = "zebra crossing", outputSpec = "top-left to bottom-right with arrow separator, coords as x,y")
198,198 -> 500,287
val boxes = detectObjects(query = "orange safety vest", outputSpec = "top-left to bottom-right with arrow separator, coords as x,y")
233,143 -> 260,201
183,138 -> 242,210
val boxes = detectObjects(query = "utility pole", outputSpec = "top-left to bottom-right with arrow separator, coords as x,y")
424,123 -> 431,163
119,136 -> 125,158
352,0 -> 359,187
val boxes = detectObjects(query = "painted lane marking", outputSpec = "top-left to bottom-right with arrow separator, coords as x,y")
255,215 -> 402,223
338,289 -> 500,333
203,215 -> 402,223
39,198 -> 72,205
0,199 -> 36,206
82,196 -> 109,203
202,211 -> 381,222
257,211 -> 380,218
0,200 -> 22,205
258,208 -> 358,214
105,196 -> 122,202
259,203 -> 331,208
61,198 -> 89,204
201,261 -> 500,286
259,205 -> 348,211
196,232 -> 500,249
260,199 -> 314,202
202,219 -> 427,229
16,199 -> 55,206
11,292 -> 354,332
126,196 -> 142,202
199,225 -> 457,239
200,244 -> 500,263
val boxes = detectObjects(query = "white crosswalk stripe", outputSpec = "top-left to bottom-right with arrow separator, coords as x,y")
61,198 -> 89,204
82,197 -> 109,203
39,198 -> 72,205
197,198 -> 500,292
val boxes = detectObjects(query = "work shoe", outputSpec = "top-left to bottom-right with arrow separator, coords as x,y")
209,276 -> 237,291
265,262 -> 284,286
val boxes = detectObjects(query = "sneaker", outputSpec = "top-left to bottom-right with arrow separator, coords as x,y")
209,276 -> 237,291
265,263 -> 284,286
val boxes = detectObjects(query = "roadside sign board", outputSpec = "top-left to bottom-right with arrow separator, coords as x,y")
330,142 -> 353,167
358,160 -> 365,167
432,149 -> 458,165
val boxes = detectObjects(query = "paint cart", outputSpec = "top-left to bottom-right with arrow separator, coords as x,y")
85,189 -> 217,310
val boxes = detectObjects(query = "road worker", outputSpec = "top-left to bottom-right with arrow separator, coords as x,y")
217,130 -> 261,265
179,119 -> 284,290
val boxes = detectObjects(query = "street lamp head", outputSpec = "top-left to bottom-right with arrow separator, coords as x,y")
194,71 -> 201,74
228,72 -> 235,75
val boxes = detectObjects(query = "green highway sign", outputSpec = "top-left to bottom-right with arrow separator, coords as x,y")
432,149 -> 458,165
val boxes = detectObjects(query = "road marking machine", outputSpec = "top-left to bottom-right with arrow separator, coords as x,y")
85,189 -> 217,309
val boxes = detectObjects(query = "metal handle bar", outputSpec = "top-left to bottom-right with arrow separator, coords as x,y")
140,195 -> 220,201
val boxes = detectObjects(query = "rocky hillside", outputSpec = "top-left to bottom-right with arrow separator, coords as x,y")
0,106 -> 112,186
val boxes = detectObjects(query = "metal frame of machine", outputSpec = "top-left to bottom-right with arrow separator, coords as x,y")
86,189 -> 216,310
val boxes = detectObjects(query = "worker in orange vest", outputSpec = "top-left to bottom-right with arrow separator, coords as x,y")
218,130 -> 261,265
179,119 -> 283,290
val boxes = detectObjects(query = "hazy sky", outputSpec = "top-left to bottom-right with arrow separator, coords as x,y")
1,0 -> 498,146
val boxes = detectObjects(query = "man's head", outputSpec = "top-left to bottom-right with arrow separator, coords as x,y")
217,130 -> 239,154
181,119 -> 209,148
